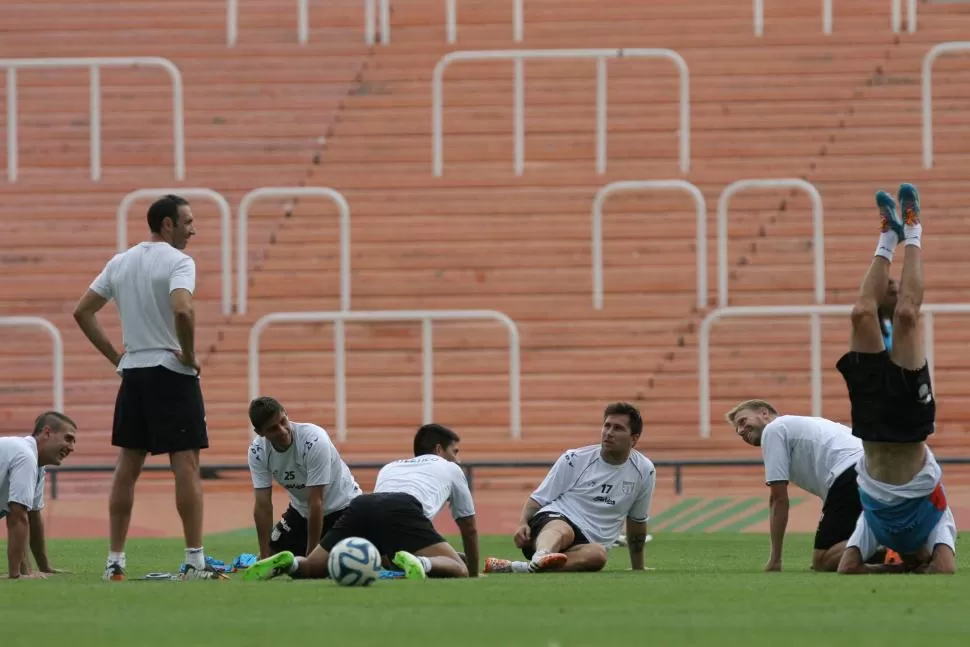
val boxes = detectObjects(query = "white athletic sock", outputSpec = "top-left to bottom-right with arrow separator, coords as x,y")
904,222 -> 922,248
510,561 -> 531,574
107,551 -> 126,568
418,556 -> 432,573
288,556 -> 305,574
185,547 -> 205,570
875,230 -> 898,261
530,549 -> 550,564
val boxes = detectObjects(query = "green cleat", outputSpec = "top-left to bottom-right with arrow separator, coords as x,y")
391,551 -> 428,580
242,551 -> 295,581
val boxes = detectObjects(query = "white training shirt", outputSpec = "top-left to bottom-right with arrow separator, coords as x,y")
0,436 -> 45,514
248,422 -> 362,519
374,454 -> 476,521
90,241 -> 197,376
530,444 -> 656,547
761,415 -> 863,501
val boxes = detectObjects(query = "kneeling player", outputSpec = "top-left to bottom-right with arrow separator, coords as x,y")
247,397 -> 362,558
244,423 -> 478,581
485,402 -> 656,574
836,184 -> 956,575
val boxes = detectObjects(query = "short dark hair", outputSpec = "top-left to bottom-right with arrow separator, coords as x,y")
32,411 -> 77,437
249,397 -> 285,431
413,423 -> 460,456
603,402 -> 643,437
147,194 -> 190,234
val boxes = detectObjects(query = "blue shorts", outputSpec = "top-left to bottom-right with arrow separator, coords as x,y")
858,483 -> 948,555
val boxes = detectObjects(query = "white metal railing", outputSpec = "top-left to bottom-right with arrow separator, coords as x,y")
592,180 -> 707,310
922,41 -> 970,170
236,187 -> 351,316
116,189 -> 233,316
248,310 -> 522,441
432,48 -> 691,177
697,303 -> 969,438
227,0 -> 310,46
444,0 -> 524,44
1,57 -> 185,182
717,179 -> 825,307
753,0 -> 916,36
0,317 -> 64,413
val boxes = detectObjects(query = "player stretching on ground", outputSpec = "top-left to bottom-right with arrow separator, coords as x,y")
244,423 -> 478,581
484,402 -> 656,574
1,412 -> 77,579
247,397 -> 362,558
74,194 -> 224,580
836,184 -> 956,575
725,399 -> 886,572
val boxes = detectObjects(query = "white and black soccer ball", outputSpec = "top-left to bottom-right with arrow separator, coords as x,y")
327,537 -> 382,587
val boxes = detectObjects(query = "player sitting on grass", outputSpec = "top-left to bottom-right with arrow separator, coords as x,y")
247,396 -> 363,559
484,402 -> 656,574
835,184 -> 956,575
244,423 -> 478,581
1,412 -> 77,579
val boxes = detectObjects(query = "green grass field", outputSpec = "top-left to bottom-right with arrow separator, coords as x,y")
1,532 -> 967,646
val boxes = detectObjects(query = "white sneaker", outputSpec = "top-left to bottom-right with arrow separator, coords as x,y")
180,565 -> 229,581
103,562 -> 126,582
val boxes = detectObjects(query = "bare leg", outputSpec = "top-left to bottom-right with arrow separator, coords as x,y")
558,543 -> 609,572
812,542 -> 847,572
414,541 -> 469,578
890,243 -> 924,371
533,520 -> 575,554
294,544 -> 330,578
170,450 -> 204,549
109,449 -> 147,552
850,256 -> 892,354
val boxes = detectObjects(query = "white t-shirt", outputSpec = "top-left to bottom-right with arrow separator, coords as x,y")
374,454 -> 476,521
90,241 -> 197,376
248,422 -> 362,519
0,436 -> 44,514
761,415 -> 863,501
530,445 -> 656,547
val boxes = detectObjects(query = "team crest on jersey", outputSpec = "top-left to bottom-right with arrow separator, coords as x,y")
621,481 -> 634,495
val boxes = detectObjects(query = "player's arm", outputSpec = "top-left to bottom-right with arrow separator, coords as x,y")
516,453 -> 575,547
305,485 -> 326,558
27,510 -> 52,573
766,481 -> 790,571
625,518 -> 648,570
6,503 -> 30,578
170,257 -> 198,372
454,515 -> 480,577
626,466 -> 656,571
73,289 -> 123,367
253,487 -> 274,558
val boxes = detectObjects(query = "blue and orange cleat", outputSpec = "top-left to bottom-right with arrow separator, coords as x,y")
875,190 -> 904,240
897,183 -> 921,227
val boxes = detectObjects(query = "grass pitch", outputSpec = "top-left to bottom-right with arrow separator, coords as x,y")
0,533 -> 966,646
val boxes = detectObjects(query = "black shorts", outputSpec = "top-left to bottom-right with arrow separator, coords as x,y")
814,466 -> 863,550
320,493 -> 446,557
835,350 -> 936,443
112,366 -> 208,455
270,504 -> 348,558
521,510 -> 590,560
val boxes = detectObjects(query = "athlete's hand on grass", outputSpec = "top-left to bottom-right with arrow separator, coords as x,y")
41,568 -> 71,575
10,572 -> 49,580
513,524 -> 531,548
764,559 -> 782,572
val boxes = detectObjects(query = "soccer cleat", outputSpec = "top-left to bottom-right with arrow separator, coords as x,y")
180,565 -> 230,581
484,557 -> 514,573
884,549 -> 904,566
875,190 -> 904,240
897,183 -> 921,226
102,562 -> 126,582
242,551 -> 294,581
391,551 -> 428,580
528,552 -> 568,572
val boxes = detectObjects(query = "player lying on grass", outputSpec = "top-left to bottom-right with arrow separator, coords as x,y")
835,184 -> 956,575
484,402 -> 656,574
1,412 -> 77,579
248,397 -> 363,558
725,399 -> 900,572
244,423 -> 478,581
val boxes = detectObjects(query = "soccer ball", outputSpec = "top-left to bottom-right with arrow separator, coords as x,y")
327,536 -> 382,587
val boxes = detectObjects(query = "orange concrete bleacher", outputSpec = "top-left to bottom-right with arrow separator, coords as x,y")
2,0 -> 970,491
